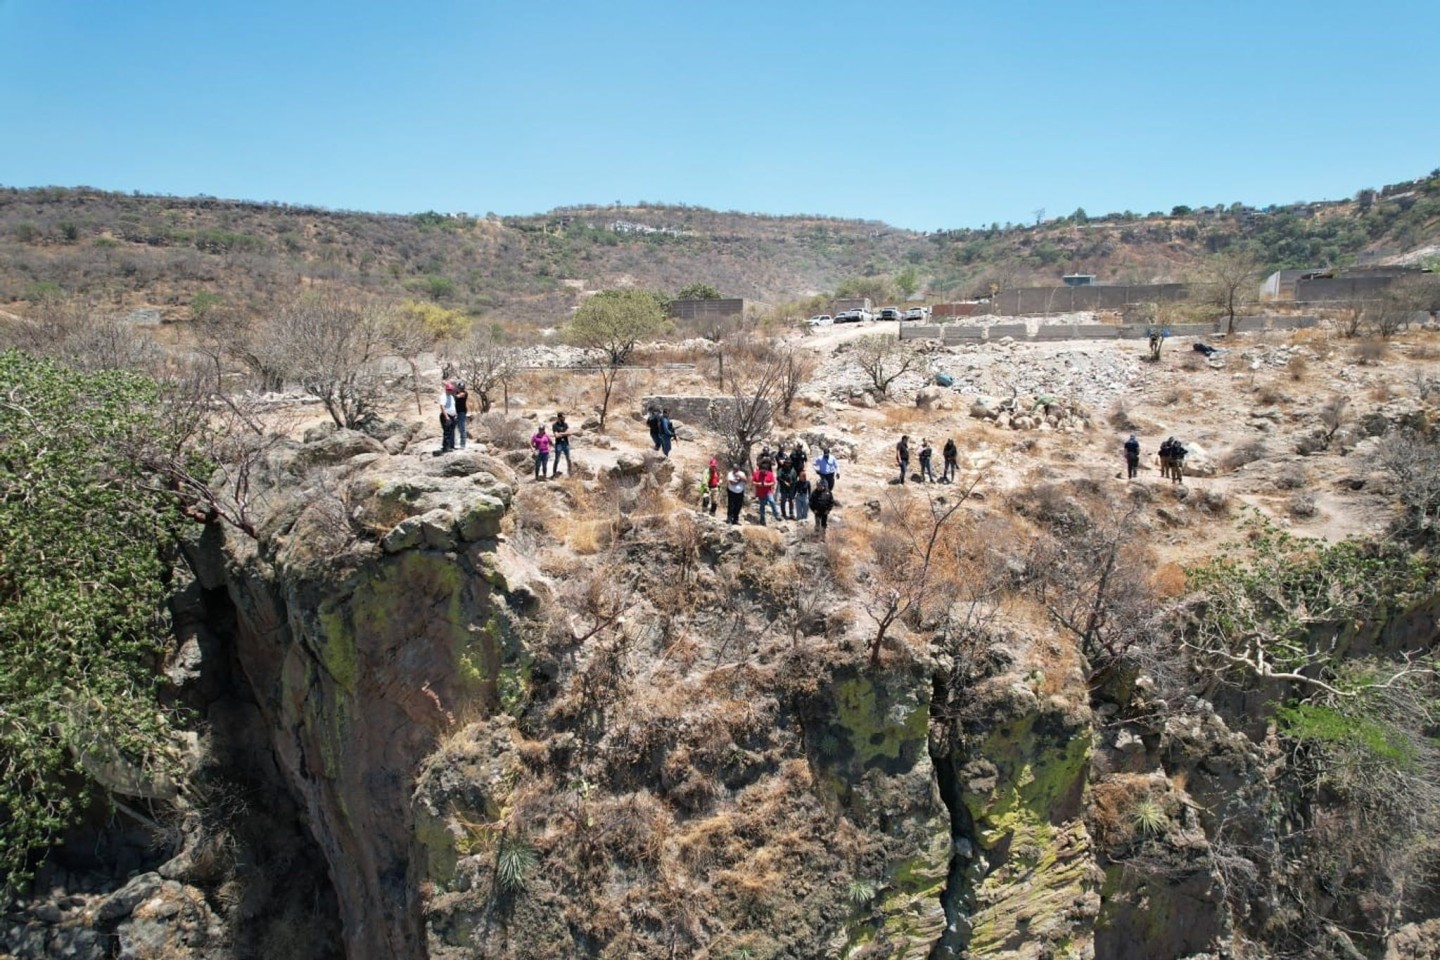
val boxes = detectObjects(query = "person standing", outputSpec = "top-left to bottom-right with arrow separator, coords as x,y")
777,457 -> 798,519
658,408 -> 677,457
753,461 -> 780,525
530,424 -> 552,480
918,438 -> 936,483
1124,434 -> 1141,480
942,437 -> 958,483
789,443 -> 807,477
725,462 -> 748,525
1159,437 -> 1176,482
1170,439 -> 1187,484
646,407 -> 663,451
452,381 -> 470,449
705,457 -> 722,516
551,412 -> 572,477
810,479 -> 834,535
438,381 -> 458,453
895,435 -> 911,484
813,448 -> 839,491
794,469 -> 812,522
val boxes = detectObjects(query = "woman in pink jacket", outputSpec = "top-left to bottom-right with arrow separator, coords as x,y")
530,425 -> 552,480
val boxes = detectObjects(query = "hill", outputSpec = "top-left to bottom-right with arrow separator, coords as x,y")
1,170 -> 1438,326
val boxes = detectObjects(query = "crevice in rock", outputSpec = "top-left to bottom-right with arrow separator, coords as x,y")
928,672 -> 979,960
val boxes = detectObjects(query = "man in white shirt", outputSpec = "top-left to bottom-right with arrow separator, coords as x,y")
813,448 -> 839,491
439,382 -> 458,453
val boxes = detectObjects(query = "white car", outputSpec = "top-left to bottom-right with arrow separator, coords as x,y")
904,307 -> 929,321
807,314 -> 834,327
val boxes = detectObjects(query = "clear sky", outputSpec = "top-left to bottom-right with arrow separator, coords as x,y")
1,0 -> 1436,231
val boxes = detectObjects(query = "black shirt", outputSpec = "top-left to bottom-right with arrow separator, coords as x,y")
553,418 -> 570,445
453,388 -> 469,416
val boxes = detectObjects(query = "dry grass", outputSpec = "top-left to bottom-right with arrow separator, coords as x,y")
1151,562 -> 1187,598
1288,355 -> 1309,382
1352,338 -> 1388,365
567,519 -> 615,554
880,404 -> 928,428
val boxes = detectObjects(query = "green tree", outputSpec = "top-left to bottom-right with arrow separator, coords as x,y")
894,266 -> 921,299
0,352 -> 186,898
566,290 -> 669,429
1201,247 -> 1264,333
675,282 -> 721,300
565,289 -> 668,366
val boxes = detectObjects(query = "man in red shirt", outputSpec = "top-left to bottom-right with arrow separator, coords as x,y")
752,462 -> 781,525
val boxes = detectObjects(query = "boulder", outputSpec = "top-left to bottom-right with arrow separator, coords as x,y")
914,386 -> 948,411
296,429 -> 386,469
1179,441 -> 1217,477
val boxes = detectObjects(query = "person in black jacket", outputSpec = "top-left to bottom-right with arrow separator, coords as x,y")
942,437 -> 958,483
810,482 -> 834,535
1124,434 -> 1140,479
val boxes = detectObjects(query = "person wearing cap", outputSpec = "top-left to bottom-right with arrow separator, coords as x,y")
705,457 -> 722,516
551,412 -> 572,477
1124,434 -> 1141,479
453,380 -> 470,449
438,381 -> 458,453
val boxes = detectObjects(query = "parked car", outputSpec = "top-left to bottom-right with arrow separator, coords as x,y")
903,307 -> 929,321
834,310 -> 862,323
879,307 -> 902,322
856,309 -> 875,323
807,314 -> 834,327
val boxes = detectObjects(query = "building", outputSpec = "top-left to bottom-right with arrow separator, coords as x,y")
1061,274 -> 1096,287
668,298 -> 744,322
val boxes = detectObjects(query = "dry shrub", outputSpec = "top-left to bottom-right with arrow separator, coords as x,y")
1152,562 -> 1187,598
1108,401 -> 1139,431
1091,774 -> 1164,848
1224,440 -> 1268,471
1288,492 -> 1318,518
1352,338 -> 1388,365
880,404 -> 927,427
1411,341 -> 1439,361
1254,383 -> 1288,406
568,519 -> 614,554
1274,463 -> 1308,490
1370,382 -> 1395,403
1180,351 -> 1205,372
1288,355 -> 1309,382
1194,487 -> 1231,516
474,411 -> 531,449
1160,387 -> 1193,407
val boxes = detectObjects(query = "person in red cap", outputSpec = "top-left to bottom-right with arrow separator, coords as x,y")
438,381 -> 458,453
705,457 -> 721,516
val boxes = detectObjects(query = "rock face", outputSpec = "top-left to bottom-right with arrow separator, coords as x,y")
180,440 -> 533,960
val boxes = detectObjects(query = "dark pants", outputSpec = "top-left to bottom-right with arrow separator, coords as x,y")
726,489 -> 744,524
1126,454 -> 1139,479
920,456 -> 935,482
820,472 -> 836,491
706,485 -> 719,515
780,489 -> 795,518
534,452 -> 549,479
813,507 -> 830,532
660,435 -> 673,456
898,459 -> 909,484
943,458 -> 957,482
440,414 -> 456,451
552,442 -> 571,477
650,430 -> 661,451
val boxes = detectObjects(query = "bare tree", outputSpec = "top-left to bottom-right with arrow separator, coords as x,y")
858,478 -> 982,668
1202,248 -> 1264,334
456,324 -> 518,415
775,345 -> 814,418
708,355 -> 784,466
274,293 -> 389,429
851,334 -> 923,397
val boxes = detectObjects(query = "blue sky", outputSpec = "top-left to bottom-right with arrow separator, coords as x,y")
1,0 -> 1436,231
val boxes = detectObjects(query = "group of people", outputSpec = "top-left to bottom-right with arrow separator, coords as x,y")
530,414 -> 573,479
645,408 -> 678,457
894,435 -> 959,484
1123,434 -> 1187,483
437,380 -> 470,452
701,444 -> 842,534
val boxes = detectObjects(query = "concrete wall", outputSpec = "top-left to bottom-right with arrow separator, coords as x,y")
1294,276 -> 1397,302
991,283 -> 1191,316
640,395 -> 770,426
932,302 -> 982,318
988,324 -> 1029,340
669,298 -> 744,321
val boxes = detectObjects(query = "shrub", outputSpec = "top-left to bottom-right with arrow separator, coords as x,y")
1224,440 -> 1268,471
1129,797 -> 1168,838
0,352 -> 186,896
1274,464 -> 1308,490
1352,339 -> 1388,365
1288,493 -> 1318,518
1287,355 -> 1309,381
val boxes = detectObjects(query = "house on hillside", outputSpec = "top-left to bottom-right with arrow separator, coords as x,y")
1260,268 -> 1321,300
1062,274 -> 1096,287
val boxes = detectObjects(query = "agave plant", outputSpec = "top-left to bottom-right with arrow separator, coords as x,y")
496,834 -> 539,892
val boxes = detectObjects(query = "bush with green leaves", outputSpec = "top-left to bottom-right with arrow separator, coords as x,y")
0,351 -> 186,898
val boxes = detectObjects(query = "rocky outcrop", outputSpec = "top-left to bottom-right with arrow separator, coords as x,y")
180,441 -> 537,960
